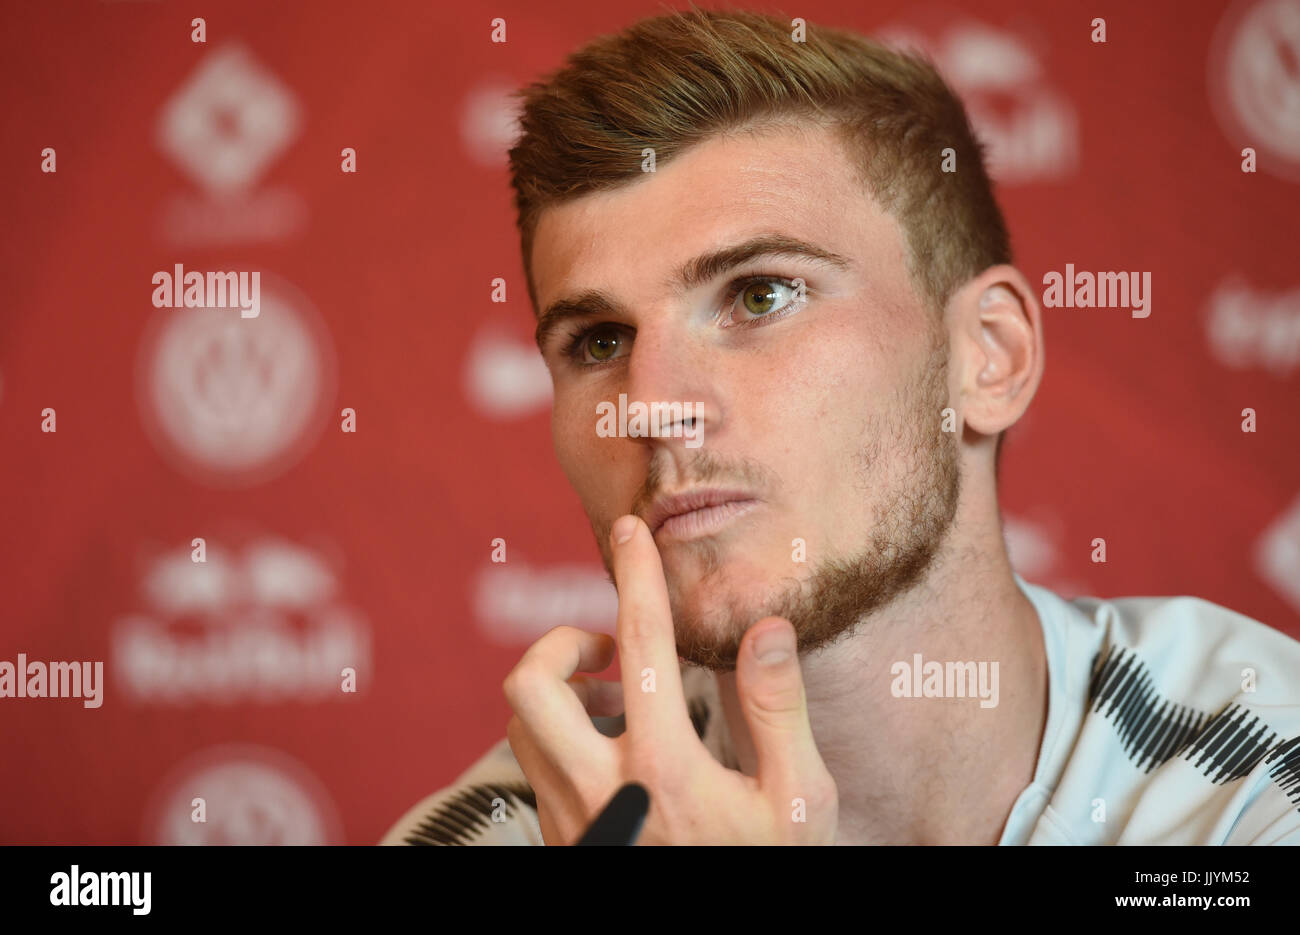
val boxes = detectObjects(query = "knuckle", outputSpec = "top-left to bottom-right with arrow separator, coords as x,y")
617,602 -> 650,638
502,664 -> 540,706
744,688 -> 800,728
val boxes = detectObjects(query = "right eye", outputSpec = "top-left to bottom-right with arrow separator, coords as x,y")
564,323 -> 632,366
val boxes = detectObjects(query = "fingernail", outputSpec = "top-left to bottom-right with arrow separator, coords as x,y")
612,515 -> 638,545
753,627 -> 793,665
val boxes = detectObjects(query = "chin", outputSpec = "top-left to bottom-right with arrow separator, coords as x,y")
667,555 -> 797,631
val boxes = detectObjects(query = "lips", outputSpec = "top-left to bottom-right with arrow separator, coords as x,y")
642,488 -> 759,538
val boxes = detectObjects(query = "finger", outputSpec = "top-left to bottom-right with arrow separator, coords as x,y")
568,675 -> 626,719
503,627 -> 617,767
608,514 -> 694,750
736,617 -> 833,802
507,714 -> 565,788
506,714 -> 583,843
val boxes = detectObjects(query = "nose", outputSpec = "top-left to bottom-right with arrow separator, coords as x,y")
622,318 -> 719,451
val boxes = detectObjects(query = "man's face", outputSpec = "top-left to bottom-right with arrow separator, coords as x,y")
531,121 -> 961,671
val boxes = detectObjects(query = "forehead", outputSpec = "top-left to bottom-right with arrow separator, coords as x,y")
531,122 -> 902,307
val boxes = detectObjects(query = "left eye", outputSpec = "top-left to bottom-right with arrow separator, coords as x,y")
725,279 -> 800,324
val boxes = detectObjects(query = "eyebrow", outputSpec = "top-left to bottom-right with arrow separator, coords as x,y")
534,233 -> 852,352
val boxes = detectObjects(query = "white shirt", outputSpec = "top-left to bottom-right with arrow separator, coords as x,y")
381,576 -> 1300,845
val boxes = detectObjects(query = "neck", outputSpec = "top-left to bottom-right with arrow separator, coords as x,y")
713,502 -> 1048,845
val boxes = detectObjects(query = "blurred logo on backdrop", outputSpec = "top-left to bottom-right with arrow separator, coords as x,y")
156,40 -> 307,245
1003,512 -> 1086,599
876,17 -> 1079,184
1003,514 -> 1058,580
1210,0 -> 1300,181
145,744 -> 342,845
461,79 -> 523,166
135,271 -> 336,487
473,560 -> 617,644
1205,277 -> 1300,375
111,536 -> 371,704
1257,494 -> 1300,615
463,327 -> 552,418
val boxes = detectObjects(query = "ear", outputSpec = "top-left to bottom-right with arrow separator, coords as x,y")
947,264 -> 1044,444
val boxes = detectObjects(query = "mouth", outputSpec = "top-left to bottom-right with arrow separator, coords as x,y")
642,488 -> 761,542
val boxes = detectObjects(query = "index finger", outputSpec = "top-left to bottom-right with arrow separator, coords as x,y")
608,514 -> 695,750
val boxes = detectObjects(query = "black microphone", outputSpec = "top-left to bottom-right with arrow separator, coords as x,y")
575,783 -> 650,846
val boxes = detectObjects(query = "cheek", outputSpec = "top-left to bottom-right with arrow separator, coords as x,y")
749,317 -> 890,524
550,392 -> 592,485
550,391 -> 624,505
759,315 -> 873,438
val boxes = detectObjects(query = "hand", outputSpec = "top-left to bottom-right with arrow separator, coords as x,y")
503,513 -> 838,844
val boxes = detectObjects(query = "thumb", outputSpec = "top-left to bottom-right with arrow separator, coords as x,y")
736,617 -> 825,791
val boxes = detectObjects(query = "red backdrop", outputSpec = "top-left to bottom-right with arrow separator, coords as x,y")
1,0 -> 1298,844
